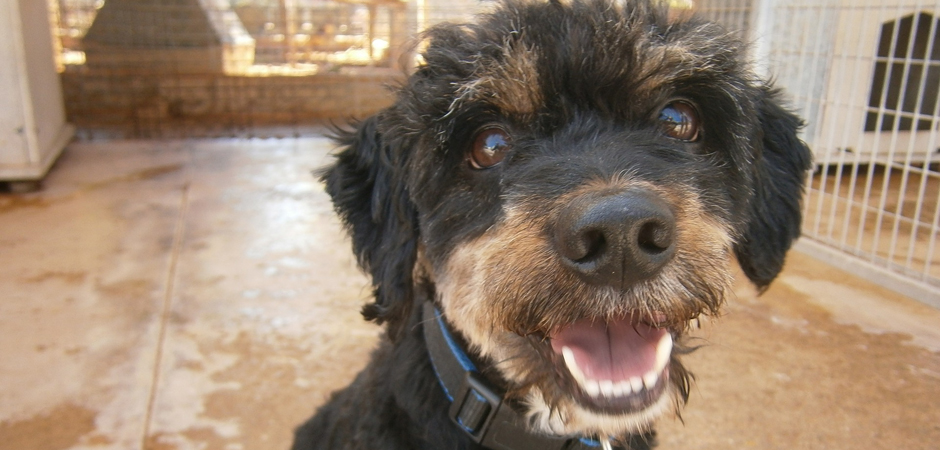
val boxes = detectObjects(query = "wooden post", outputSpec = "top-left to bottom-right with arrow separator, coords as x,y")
367,4 -> 377,62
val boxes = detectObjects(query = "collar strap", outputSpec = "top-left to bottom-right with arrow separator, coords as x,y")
421,301 -> 610,450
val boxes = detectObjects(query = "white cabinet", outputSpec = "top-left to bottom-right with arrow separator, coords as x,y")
0,0 -> 73,185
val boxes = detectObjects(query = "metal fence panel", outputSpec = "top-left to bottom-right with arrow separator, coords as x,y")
699,0 -> 939,305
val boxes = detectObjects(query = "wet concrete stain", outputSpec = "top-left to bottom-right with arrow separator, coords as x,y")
0,195 -> 53,214
0,164 -> 184,215
0,404 -> 99,450
145,320 -> 378,450
22,271 -> 88,284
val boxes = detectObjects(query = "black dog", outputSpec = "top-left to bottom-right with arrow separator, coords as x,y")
293,0 -> 811,448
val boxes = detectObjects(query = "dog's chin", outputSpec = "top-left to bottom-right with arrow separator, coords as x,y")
524,379 -> 674,438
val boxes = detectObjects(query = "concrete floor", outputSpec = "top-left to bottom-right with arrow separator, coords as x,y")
1,137 -> 938,450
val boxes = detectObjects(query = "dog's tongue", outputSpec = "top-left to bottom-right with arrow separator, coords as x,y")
550,314 -> 669,383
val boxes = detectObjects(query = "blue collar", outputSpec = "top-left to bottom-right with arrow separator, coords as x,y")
421,301 -> 612,450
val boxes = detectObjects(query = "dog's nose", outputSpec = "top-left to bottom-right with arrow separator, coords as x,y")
553,189 -> 676,289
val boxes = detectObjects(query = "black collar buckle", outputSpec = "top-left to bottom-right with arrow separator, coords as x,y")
448,371 -> 501,441
450,371 -> 573,450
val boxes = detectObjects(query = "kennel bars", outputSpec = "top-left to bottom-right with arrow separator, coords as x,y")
698,0 -> 940,306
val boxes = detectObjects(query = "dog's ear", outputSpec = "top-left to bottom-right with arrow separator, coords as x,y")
321,113 -> 418,339
733,86 -> 813,291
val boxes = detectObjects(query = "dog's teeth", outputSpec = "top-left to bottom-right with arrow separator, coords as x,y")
561,347 -> 606,398
561,346 -> 586,382
655,332 -> 673,373
561,346 -> 576,372
599,380 -> 614,397
619,380 -> 634,395
643,371 -> 659,389
630,376 -> 643,393
612,381 -> 626,397
562,343 -> 670,399
584,380 -> 601,398
562,346 -> 580,381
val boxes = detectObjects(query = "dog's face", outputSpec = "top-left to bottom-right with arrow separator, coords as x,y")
324,0 -> 811,442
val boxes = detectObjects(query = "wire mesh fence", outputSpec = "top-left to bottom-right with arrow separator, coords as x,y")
699,0 -> 939,304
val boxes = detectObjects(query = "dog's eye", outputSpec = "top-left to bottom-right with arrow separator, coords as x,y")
658,101 -> 701,142
469,128 -> 511,169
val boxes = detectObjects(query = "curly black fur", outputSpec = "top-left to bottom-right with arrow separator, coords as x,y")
293,0 -> 812,448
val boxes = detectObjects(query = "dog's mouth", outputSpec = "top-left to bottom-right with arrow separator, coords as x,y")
548,313 -> 673,414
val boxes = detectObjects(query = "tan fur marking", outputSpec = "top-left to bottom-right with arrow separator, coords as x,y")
451,41 -> 543,118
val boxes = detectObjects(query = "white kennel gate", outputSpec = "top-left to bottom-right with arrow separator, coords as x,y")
698,0 -> 940,306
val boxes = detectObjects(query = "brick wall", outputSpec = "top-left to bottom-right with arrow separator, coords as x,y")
62,69 -> 399,138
